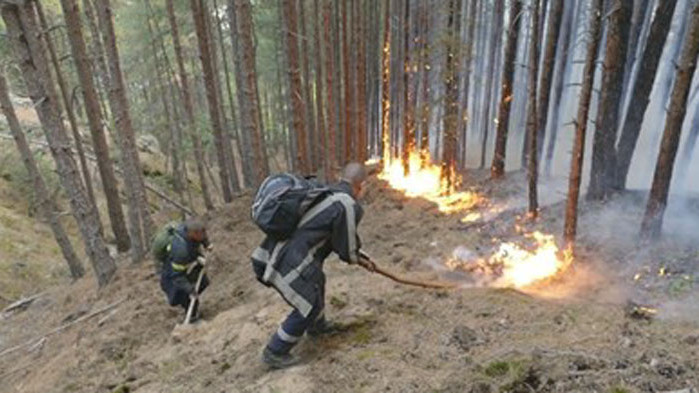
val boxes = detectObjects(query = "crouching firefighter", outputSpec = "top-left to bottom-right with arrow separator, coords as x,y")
152,218 -> 210,323
251,163 -> 373,369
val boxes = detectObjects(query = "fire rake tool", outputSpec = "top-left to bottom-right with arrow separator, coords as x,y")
358,250 -> 457,290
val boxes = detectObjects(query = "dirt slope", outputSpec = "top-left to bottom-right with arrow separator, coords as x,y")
1,174 -> 698,393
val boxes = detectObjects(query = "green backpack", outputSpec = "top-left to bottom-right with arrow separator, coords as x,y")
150,221 -> 181,272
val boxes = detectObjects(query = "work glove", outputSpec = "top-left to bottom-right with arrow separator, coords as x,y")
358,250 -> 377,272
174,275 -> 195,296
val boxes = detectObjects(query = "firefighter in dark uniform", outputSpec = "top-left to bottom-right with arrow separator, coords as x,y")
252,162 -> 372,369
160,219 -> 210,322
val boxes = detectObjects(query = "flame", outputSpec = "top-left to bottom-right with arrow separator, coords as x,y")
488,232 -> 573,288
446,232 -> 573,289
378,151 -> 481,213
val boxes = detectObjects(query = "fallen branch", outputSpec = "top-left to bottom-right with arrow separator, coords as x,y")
2,292 -> 44,315
0,298 -> 125,359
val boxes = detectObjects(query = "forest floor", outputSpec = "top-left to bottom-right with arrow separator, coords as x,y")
1,170 -> 699,393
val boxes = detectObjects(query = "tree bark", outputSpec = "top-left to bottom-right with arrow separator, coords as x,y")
564,0 -> 604,246
356,0 -> 368,163
2,2 -> 116,286
190,0 -> 233,202
213,0 -> 244,190
0,72 -> 85,279
401,0 -> 415,175
59,0 -> 131,252
227,0 -> 256,187
166,0 -> 214,211
298,0 -> 317,171
235,0 -> 269,185
95,0 -> 157,259
640,2 -> 699,240
34,1 -> 97,213
544,0 -> 576,176
313,0 -> 328,179
526,0 -> 542,218
615,0 -> 678,190
588,0 -> 633,200
491,0 -> 523,179
480,0 -> 505,169
442,0 -> 463,189
380,0 -> 391,163
323,0 -> 338,177
281,0 -> 310,174
535,0 -> 564,162
341,0 -> 353,163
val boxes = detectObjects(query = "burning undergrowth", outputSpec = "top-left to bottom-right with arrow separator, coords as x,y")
374,152 -> 574,294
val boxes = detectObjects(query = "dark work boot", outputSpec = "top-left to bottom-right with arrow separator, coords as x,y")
307,318 -> 344,337
262,347 -> 300,370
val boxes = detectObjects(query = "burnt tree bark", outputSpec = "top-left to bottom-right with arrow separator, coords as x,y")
2,2 -> 116,286
640,3 -> 699,240
282,0 -> 310,174
380,0 -> 391,162
526,0 -> 542,218
615,0 -> 678,189
0,72 -> 85,279
166,0 -> 214,211
60,0 -> 131,252
442,0 -> 463,189
402,0 -> 415,175
235,0 -> 269,185
491,0 -> 522,179
588,0 -> 632,200
564,0 -> 604,246
190,0 -> 233,202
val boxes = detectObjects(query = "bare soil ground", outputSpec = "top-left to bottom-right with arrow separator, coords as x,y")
1,171 -> 698,393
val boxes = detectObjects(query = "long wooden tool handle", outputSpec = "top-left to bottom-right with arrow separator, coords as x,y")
184,261 -> 206,324
358,258 -> 456,290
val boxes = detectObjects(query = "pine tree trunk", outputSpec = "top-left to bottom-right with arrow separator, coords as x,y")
203,3 -> 241,193
380,0 -> 391,162
480,0 -> 504,169
640,3 -> 699,240
458,0 -> 479,166
677,104 -> 699,185
564,0 -> 604,246
535,0 -> 564,162
59,0 -> 131,253
0,72 -> 85,279
491,0 -> 523,179
35,1 -> 97,213
299,1 -> 317,171
544,0 -> 576,176
341,0 -> 353,163
313,0 -> 328,179
228,0 -> 256,187
166,0 -> 214,211
81,0 -> 110,116
281,0 -> 310,174
95,0 -> 157,258
323,0 -> 338,178
442,0 -> 463,189
356,0 -> 368,163
526,0 -> 542,218
615,0 -> 678,190
402,0 -> 415,175
2,2 -> 117,286
588,0 -> 633,200
213,0 -> 245,189
622,0 -> 651,97
190,0 -> 233,202
235,0 -> 269,185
